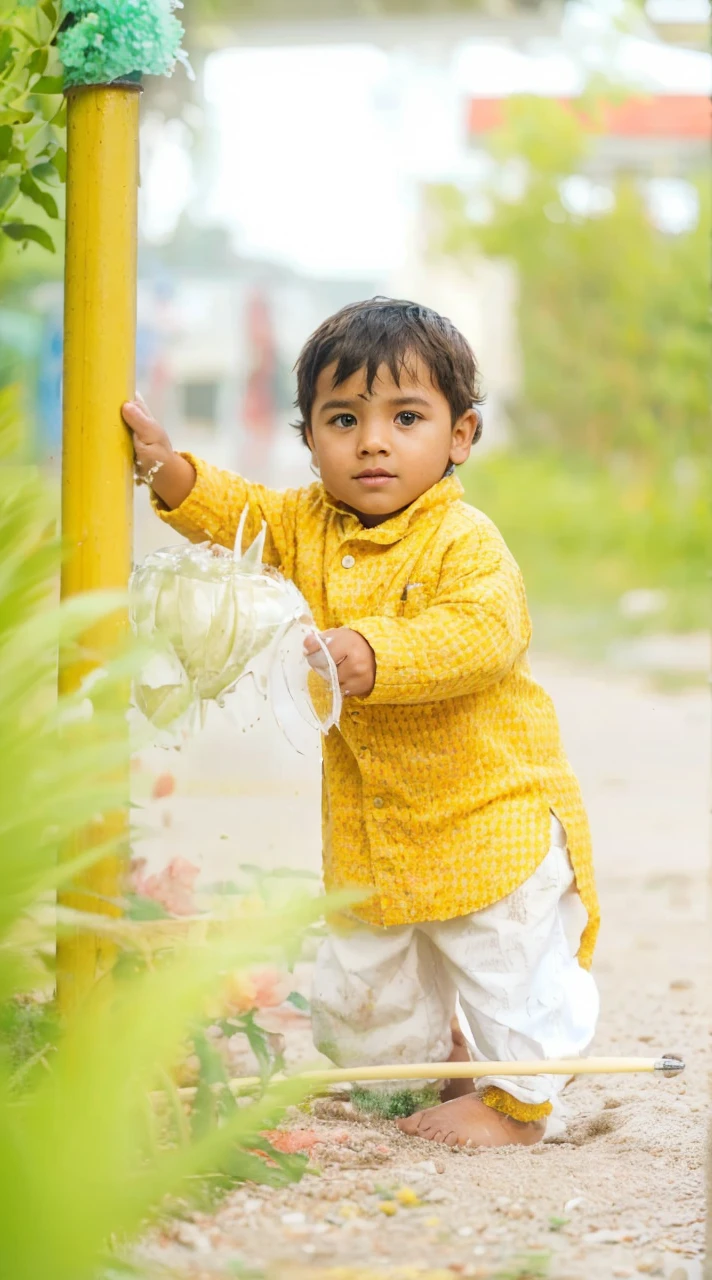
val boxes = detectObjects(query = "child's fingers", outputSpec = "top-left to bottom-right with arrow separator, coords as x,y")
121,400 -> 150,432
121,399 -> 166,447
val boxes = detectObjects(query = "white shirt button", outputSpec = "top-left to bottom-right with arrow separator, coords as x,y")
341,554 -> 355,568
373,797 -> 384,808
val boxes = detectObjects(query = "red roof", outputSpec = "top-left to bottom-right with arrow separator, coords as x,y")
468,94 -> 711,139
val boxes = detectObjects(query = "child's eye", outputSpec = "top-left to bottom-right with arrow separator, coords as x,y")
395,411 -> 421,427
330,413 -> 357,429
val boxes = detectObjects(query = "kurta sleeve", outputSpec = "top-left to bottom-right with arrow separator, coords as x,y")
150,452 -> 301,569
352,527 -> 531,705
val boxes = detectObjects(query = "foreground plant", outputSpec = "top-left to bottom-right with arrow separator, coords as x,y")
0,402 -> 342,1280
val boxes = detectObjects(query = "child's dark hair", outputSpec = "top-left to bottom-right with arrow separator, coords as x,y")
292,297 -> 484,445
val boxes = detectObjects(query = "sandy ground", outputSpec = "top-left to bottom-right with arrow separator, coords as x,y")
131,640 -> 710,1280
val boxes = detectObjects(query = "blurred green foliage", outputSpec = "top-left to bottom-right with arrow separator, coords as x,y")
0,1 -> 65,256
0,3 -> 64,459
462,448 -> 710,656
0,391 -> 340,1278
432,95 -> 709,647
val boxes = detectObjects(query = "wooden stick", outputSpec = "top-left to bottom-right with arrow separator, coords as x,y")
168,1054 -> 684,1103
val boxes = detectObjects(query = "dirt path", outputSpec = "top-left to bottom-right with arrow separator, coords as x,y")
135,656 -> 710,1280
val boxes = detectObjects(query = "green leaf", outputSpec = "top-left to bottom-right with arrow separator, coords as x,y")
0,175 -> 19,211
0,106 -> 34,126
1,222 -> 55,252
24,121 -> 57,165
19,171 -> 58,219
30,160 -> 60,185
286,990 -> 310,1013
0,30 -> 13,75
27,48 -> 49,78
29,75 -> 63,95
123,894 -> 171,923
50,146 -> 66,181
0,127 -> 12,161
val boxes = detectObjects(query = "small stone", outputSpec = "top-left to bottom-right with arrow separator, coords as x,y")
670,979 -> 693,990
457,1226 -> 474,1237
281,1212 -> 306,1226
174,1223 -> 211,1253
564,1197 -> 585,1212
636,1253 -> 664,1275
435,1159 -> 446,1173
583,1229 -> 624,1245
424,1188 -> 450,1203
668,1269 -> 689,1280
413,1159 -> 439,1176
612,1269 -> 635,1278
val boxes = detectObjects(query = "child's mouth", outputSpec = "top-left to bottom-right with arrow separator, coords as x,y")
355,470 -> 396,488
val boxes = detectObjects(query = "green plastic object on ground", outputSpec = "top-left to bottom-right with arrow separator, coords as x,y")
58,0 -> 187,88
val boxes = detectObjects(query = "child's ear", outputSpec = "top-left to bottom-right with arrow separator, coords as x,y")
450,408 -> 481,465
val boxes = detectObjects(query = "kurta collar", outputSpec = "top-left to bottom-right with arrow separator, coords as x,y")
320,473 -> 464,546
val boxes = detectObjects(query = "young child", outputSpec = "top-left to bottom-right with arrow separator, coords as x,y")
123,297 -> 599,1149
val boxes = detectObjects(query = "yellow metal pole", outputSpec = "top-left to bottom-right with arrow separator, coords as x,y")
57,83 -> 141,1016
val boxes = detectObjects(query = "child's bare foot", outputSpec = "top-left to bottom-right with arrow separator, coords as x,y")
397,1094 -> 546,1148
441,1020 -> 475,1102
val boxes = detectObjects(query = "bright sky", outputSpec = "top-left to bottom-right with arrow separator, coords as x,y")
139,5 -> 711,276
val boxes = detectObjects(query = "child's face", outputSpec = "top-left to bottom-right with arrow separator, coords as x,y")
306,357 -> 479,526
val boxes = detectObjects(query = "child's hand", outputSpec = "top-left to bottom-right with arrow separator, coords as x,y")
305,628 -> 376,698
121,394 -> 196,510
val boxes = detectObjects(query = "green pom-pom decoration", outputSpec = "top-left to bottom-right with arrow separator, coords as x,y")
58,0 -> 187,88
351,1085 -> 442,1119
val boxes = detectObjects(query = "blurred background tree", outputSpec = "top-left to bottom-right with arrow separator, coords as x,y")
428,93 -> 710,653
0,0 -> 64,459
431,95 -> 708,469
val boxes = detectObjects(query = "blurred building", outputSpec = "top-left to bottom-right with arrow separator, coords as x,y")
18,1 -> 709,478
467,92 -> 710,176
135,229 -> 380,485
646,0 -> 709,50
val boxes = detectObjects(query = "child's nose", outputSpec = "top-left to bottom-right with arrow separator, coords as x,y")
356,421 -> 391,455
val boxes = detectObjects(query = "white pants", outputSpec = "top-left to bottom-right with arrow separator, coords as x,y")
311,816 -> 599,1110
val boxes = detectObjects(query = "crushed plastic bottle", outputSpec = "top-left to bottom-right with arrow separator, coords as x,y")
129,510 -> 341,751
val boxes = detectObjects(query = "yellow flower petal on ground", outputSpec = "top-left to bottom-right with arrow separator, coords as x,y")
395,1186 -> 420,1207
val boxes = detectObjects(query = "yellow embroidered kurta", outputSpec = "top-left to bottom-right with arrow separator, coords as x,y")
152,456 -> 599,967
